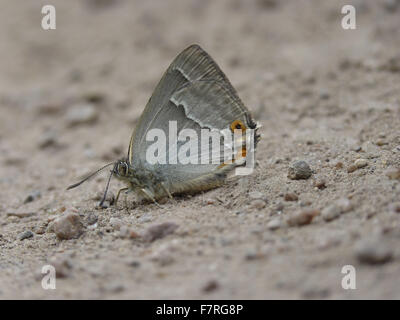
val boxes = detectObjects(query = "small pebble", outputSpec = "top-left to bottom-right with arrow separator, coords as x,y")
334,162 -> 344,169
36,102 -> 63,115
109,217 -> 124,231
3,152 -> 25,166
48,212 -> 84,240
322,204 -> 341,222
355,159 -> 368,169
150,244 -> 176,266
34,222 -> 48,234
383,0 -> 400,12
361,141 -> 380,158
86,213 -> 98,226
267,219 -> 281,230
249,199 -> 266,209
248,191 -> 264,200
205,198 -> 216,205
388,202 -> 400,214
317,235 -> 342,250
319,90 -> 330,100
288,160 -> 312,180
7,211 -> 36,218
347,164 -> 358,173
137,214 -> 153,223
301,287 -> 331,299
284,193 -> 298,201
385,167 -> 400,180
18,230 -> 34,241
286,209 -> 320,227
299,198 -> 312,207
105,283 -> 125,294
275,202 -> 284,212
48,256 -> 72,278
355,238 -> 393,265
143,222 -> 179,242
119,226 -> 140,239
127,260 -> 141,268
82,90 -> 106,104
202,280 -> 219,293
313,178 -> 326,190
244,249 -> 265,261
38,130 -> 58,149
336,198 -> 353,213
24,190 -> 41,204
375,140 -> 388,146
66,103 -> 98,127
384,56 -> 400,72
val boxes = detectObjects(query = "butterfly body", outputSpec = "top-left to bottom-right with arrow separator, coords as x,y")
113,157 -> 236,202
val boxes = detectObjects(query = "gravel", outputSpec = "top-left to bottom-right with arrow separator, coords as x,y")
288,161 -> 312,180
48,212 -> 84,240
142,222 -> 179,242
38,130 -> 59,149
17,230 -> 34,241
48,255 -> 73,278
109,217 -> 124,231
322,198 -> 353,222
23,190 -> 41,204
385,167 -> 400,180
286,209 -> 320,227
65,103 -> 98,127
322,204 -> 341,222
336,198 -> 353,213
248,191 -> 264,200
284,193 -> 298,201
267,219 -> 281,230
354,159 -> 368,168
249,199 -> 266,209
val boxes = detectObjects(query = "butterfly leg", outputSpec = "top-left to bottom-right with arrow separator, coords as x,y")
140,188 -> 162,208
160,182 -> 178,205
115,187 -> 129,206
124,190 -> 130,210
160,182 -> 173,199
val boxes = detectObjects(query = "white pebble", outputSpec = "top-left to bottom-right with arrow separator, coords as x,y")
322,204 -> 341,222
267,219 -> 281,230
66,103 -> 98,127
109,217 -> 124,231
355,159 -> 368,168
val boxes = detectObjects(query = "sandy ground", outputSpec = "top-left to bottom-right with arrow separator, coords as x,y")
1,0 -> 400,299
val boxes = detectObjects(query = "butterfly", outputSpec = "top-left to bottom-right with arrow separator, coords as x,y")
68,44 -> 260,207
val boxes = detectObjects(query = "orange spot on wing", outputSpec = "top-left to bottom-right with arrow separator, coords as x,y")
217,120 -> 247,169
230,120 -> 246,132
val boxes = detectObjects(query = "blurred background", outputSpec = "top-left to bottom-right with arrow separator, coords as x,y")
1,0 -> 399,173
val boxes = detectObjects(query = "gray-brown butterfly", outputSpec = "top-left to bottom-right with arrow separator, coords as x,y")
68,44 -> 260,207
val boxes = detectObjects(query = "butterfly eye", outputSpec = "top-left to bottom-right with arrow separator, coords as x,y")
230,120 -> 246,132
117,163 -> 127,176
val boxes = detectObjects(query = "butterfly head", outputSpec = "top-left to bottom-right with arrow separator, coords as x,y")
66,158 -> 136,207
112,159 -> 134,180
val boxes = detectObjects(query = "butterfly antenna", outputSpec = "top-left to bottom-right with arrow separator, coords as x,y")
66,162 -> 115,190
